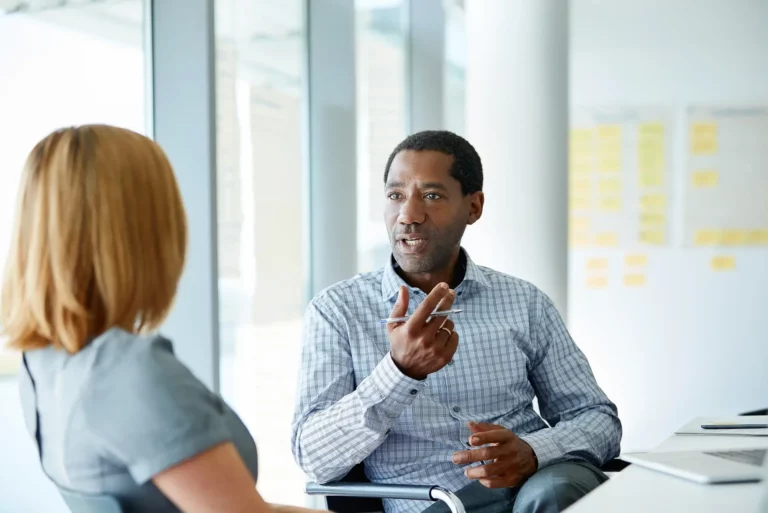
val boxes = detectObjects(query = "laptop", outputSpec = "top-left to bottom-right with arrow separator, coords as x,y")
622,448 -> 766,484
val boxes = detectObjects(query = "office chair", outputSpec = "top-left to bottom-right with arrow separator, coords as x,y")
306,459 -> 629,513
58,487 -> 124,513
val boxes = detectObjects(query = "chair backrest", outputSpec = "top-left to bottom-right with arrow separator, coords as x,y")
326,463 -> 384,513
59,488 -> 124,513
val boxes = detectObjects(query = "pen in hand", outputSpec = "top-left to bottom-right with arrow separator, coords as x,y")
381,309 -> 463,325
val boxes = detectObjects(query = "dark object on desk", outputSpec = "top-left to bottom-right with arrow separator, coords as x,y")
307,460 -> 630,513
741,408 -> 768,416
701,423 -> 768,430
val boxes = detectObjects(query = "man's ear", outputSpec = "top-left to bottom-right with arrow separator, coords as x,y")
467,192 -> 484,225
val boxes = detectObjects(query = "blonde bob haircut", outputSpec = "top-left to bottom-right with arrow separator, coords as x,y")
1,125 -> 187,353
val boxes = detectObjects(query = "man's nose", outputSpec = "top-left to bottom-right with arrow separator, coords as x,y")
398,196 -> 426,225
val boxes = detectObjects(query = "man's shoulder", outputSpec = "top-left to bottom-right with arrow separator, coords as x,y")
475,264 -> 543,298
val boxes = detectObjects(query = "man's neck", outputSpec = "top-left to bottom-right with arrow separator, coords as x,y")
397,249 -> 463,294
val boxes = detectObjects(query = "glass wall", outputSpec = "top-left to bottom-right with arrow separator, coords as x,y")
214,0 -> 307,505
443,0 -> 466,136
355,0 -> 408,273
0,2 -> 146,510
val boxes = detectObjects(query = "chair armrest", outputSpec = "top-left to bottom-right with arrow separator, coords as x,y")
306,483 -> 465,513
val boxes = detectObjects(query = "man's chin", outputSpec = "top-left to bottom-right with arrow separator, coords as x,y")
393,252 -> 433,274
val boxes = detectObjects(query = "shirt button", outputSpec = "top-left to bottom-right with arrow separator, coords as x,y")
410,389 -> 418,395
453,406 -> 461,413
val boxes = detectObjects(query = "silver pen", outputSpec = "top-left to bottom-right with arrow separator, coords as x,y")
380,309 -> 463,325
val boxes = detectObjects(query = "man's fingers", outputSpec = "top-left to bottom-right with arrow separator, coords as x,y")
468,428 -> 515,446
444,331 -> 459,357
387,286 -> 409,333
464,461 -> 507,480
407,283 -> 450,327
434,289 -> 456,313
468,421 -> 504,434
422,291 -> 457,338
452,445 -> 502,465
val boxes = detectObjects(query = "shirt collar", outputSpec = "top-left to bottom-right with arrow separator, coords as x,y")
380,247 -> 491,301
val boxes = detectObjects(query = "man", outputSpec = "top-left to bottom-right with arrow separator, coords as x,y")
291,131 -> 621,513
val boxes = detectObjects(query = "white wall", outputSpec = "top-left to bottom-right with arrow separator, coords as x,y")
570,0 -> 768,451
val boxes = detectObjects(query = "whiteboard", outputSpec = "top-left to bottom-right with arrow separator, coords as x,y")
569,0 -> 768,452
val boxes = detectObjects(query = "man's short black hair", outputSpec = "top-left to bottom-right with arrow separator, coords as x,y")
383,130 -> 483,195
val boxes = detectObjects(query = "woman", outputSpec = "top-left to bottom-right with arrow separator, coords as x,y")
2,125 -> 324,513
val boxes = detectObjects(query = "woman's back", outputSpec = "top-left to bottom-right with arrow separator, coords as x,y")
20,327 -> 258,512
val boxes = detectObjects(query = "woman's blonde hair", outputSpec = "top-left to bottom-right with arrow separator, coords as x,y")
1,124 -> 187,353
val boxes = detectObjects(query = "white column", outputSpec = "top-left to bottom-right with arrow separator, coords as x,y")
462,0 -> 569,316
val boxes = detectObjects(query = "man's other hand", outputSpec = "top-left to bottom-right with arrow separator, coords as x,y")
452,422 -> 538,488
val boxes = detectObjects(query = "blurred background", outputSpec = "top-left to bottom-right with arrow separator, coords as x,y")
0,0 -> 766,511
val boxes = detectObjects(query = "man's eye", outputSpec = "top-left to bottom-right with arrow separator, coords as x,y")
388,192 -> 402,200
425,193 -> 441,200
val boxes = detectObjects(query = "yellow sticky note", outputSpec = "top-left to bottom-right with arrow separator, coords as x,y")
586,258 -> 609,271
570,129 -> 592,144
746,230 -> 768,245
638,153 -> 664,173
694,230 -> 722,246
691,170 -> 719,188
599,197 -> 622,212
691,122 -> 717,136
569,195 -> 590,211
640,194 -> 667,209
598,155 -> 621,173
625,254 -> 648,267
569,233 -> 590,247
638,123 -> 664,137
639,172 -> 664,188
586,276 -> 608,289
598,179 -> 622,194
597,125 -> 622,139
623,274 -> 646,287
639,212 -> 666,225
595,232 -> 619,247
711,256 -> 735,271
691,138 -> 718,155
570,178 -> 591,192
639,230 -> 665,245
722,230 -> 747,246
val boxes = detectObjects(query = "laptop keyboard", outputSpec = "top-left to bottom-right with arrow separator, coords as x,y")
704,449 -> 767,467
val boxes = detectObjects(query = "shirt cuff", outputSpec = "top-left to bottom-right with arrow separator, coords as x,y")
520,429 -> 563,470
365,352 -> 426,418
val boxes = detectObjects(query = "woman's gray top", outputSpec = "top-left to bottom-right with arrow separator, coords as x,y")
19,328 -> 258,512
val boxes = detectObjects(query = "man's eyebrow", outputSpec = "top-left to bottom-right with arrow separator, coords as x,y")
385,181 -> 449,191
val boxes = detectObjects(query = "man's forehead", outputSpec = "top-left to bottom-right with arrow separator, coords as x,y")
387,150 -> 455,184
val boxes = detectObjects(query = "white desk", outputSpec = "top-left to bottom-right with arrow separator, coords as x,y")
568,429 -> 768,513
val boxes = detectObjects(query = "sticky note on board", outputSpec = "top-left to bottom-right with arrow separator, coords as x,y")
711,256 -> 736,271
623,274 -> 646,287
640,194 -> 667,209
691,170 -> 719,188
694,230 -> 722,246
721,230 -> 747,246
638,123 -> 664,137
586,258 -> 609,271
598,155 -> 621,173
569,195 -> 591,211
747,230 -> 768,245
595,232 -> 619,247
625,254 -> 648,267
598,179 -> 622,194
639,172 -> 664,188
599,197 -> 623,212
570,178 -> 592,192
639,230 -> 665,245
597,125 -> 622,139
690,123 -> 718,155
569,234 -> 590,247
586,276 -> 608,289
639,212 -> 666,225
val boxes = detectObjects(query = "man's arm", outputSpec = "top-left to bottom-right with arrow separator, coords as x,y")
520,292 -> 623,469
290,296 -> 426,483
